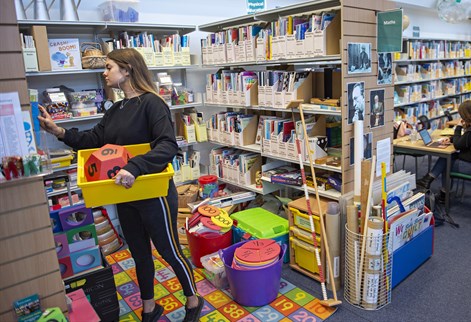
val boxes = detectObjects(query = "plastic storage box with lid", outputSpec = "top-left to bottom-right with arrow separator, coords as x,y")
99,0 -> 139,22
230,207 -> 290,263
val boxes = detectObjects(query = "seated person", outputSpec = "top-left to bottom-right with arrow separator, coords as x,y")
416,100 -> 471,202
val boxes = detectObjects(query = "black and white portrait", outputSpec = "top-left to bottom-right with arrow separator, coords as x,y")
370,89 -> 385,128
347,82 -> 365,125
377,52 -> 392,85
349,132 -> 373,165
348,43 -> 372,74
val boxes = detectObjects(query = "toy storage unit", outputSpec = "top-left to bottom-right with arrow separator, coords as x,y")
287,195 -> 329,281
230,207 -> 290,263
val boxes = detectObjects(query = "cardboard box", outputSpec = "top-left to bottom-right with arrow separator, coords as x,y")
31,25 -> 51,71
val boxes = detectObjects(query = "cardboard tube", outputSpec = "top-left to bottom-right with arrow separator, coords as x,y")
354,120 -> 364,202
326,202 -> 341,291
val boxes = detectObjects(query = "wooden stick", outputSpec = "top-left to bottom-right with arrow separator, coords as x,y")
298,104 -> 341,306
360,160 -> 372,234
357,156 -> 376,300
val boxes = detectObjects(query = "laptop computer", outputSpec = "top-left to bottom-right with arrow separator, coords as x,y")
418,129 -> 451,148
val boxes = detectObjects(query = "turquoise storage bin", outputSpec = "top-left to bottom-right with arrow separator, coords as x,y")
230,208 -> 290,263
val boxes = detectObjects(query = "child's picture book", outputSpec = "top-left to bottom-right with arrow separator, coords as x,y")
48,38 -> 82,71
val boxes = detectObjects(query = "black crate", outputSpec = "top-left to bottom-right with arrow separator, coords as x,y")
64,253 -> 119,322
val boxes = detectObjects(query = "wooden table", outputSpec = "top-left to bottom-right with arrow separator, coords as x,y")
394,133 -> 458,226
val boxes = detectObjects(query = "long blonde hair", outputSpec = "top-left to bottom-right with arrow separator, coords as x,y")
458,100 -> 471,129
107,48 -> 159,97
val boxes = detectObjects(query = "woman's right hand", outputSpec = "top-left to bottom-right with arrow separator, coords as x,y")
38,105 -> 65,138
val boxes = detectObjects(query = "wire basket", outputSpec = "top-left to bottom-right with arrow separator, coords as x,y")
344,221 -> 393,310
81,42 -> 106,69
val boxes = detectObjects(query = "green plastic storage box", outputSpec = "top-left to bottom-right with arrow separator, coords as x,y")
230,208 -> 289,263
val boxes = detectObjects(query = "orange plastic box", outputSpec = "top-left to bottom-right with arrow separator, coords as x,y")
77,143 -> 174,207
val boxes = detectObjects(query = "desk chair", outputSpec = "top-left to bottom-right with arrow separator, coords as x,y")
444,110 -> 454,128
450,161 -> 471,202
394,115 -> 430,174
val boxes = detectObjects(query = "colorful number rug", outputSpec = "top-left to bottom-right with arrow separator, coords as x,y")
106,248 -> 337,321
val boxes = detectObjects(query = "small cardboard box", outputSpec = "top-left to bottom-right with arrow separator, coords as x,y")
31,25 -> 51,71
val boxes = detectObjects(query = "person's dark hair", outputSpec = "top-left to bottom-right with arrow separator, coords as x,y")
107,48 -> 159,97
458,100 -> 471,129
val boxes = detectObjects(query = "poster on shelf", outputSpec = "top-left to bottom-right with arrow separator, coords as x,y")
377,53 -> 392,85
370,89 -> 385,128
0,92 -> 29,158
349,132 -> 373,165
48,38 -> 82,71
347,42 -> 372,74
347,81 -> 365,125
377,9 -> 403,53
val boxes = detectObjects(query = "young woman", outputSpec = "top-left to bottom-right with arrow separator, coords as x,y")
417,100 -> 471,201
38,48 -> 203,322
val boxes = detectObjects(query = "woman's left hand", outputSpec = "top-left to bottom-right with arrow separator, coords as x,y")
114,169 -> 135,189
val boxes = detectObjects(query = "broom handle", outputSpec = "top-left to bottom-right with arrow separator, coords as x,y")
295,138 -> 328,301
298,105 -> 339,301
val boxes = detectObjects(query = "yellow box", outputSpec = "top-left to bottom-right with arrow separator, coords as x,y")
77,143 -> 174,207
290,237 -> 321,274
289,207 -> 321,235
51,154 -> 74,169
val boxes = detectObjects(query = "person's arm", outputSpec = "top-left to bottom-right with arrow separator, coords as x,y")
61,112 -> 109,150
122,97 -> 178,177
452,126 -> 470,151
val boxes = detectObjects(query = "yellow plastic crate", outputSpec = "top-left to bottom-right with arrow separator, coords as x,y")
289,207 -> 321,235
77,143 -> 174,207
51,154 -> 74,168
290,226 -> 321,245
290,237 -> 321,274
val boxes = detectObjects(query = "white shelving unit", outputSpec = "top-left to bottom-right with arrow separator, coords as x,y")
19,20 -> 203,201
393,38 -> 471,125
200,1 -> 344,199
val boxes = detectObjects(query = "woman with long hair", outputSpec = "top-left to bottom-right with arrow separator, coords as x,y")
38,48 -> 203,322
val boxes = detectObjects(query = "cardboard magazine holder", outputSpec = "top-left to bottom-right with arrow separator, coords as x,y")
245,38 -> 256,62
308,13 -> 341,57
285,34 -> 297,59
135,47 -> 155,66
226,43 -> 236,63
256,37 -> 267,62
235,42 -> 247,62
162,47 -> 174,66
201,46 -> 208,65
284,73 -> 313,108
154,52 -> 164,66
239,156 -> 262,186
235,115 -> 258,146
31,25 -> 52,71
242,79 -> 259,107
182,47 -> 191,65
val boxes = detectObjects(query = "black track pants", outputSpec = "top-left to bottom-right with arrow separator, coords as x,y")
116,180 -> 197,300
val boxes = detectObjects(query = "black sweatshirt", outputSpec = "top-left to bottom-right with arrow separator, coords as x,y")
452,125 -> 471,162
63,93 -> 178,178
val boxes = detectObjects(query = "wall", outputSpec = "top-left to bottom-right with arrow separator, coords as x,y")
395,1 -> 471,40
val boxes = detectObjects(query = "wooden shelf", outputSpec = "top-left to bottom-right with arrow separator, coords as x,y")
47,185 -> 81,197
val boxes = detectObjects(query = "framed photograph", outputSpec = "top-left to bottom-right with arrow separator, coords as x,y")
349,132 -> 373,165
347,82 -> 365,125
370,89 -> 385,128
347,42 -> 372,74
377,52 -> 393,85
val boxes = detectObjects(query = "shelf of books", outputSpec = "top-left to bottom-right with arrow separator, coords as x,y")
393,37 -> 471,127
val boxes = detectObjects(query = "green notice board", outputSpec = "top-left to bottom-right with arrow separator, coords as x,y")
377,9 -> 403,53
